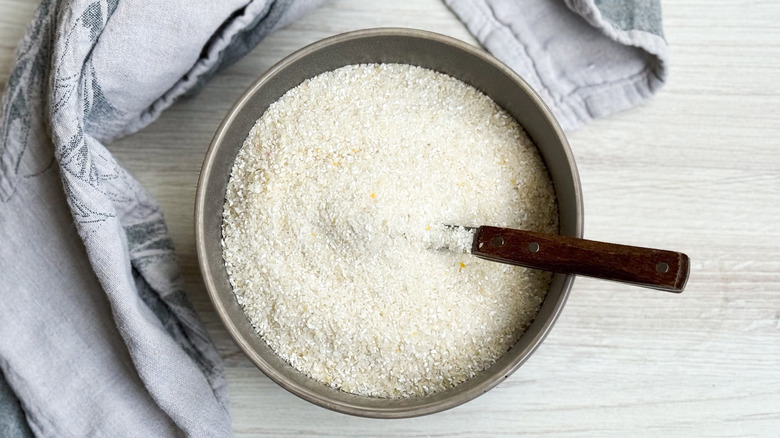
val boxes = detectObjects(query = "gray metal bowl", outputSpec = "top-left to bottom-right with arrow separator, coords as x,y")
195,28 -> 583,418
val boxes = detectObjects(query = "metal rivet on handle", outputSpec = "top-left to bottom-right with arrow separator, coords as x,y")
656,262 -> 669,273
528,242 -> 540,253
492,236 -> 504,247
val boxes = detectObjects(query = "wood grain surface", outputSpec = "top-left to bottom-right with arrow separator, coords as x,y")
1,0 -> 779,436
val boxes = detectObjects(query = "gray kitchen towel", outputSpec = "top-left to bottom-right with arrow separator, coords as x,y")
0,0 -> 321,436
445,0 -> 667,130
0,374 -> 31,438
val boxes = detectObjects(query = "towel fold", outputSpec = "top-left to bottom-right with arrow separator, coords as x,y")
444,0 -> 667,130
0,0 -> 666,436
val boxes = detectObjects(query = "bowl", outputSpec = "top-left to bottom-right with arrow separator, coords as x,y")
195,28 -> 583,418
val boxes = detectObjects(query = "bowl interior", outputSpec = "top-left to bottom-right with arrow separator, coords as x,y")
196,29 -> 582,418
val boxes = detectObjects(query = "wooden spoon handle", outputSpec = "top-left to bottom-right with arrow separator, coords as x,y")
472,226 -> 690,293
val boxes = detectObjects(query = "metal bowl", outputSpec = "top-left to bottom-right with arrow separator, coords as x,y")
195,28 -> 583,418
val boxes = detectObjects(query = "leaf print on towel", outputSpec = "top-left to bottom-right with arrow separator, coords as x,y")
0,0 -> 55,201
43,0 -> 229,410
1,0 -> 324,433
83,61 -> 126,136
50,1 -> 131,227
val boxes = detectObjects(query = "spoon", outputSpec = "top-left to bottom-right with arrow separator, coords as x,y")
450,225 -> 690,293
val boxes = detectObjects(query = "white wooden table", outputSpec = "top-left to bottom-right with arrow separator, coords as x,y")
2,1 -> 779,436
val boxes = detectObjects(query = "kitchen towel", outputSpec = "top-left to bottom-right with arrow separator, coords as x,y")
0,0 -> 323,436
445,0 -> 667,130
0,0 -> 666,436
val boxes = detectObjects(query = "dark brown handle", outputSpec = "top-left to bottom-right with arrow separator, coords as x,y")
472,226 -> 690,293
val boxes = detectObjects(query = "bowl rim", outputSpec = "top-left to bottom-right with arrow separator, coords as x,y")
195,27 -> 584,418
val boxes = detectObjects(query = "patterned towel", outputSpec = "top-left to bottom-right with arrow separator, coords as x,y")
445,0 -> 667,130
0,0 -> 322,436
0,0 -> 665,436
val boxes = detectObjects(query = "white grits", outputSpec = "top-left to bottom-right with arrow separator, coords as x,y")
222,63 -> 558,398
